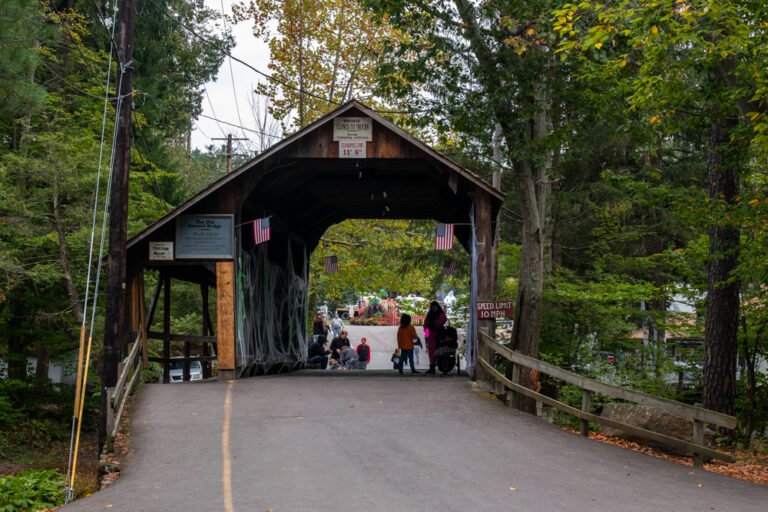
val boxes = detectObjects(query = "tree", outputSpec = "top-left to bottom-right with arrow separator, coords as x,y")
367,0 -> 567,408
310,219 -> 467,306
555,0 -> 768,415
232,0 -> 398,130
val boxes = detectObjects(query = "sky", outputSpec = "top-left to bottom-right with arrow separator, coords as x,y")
192,1 -> 272,152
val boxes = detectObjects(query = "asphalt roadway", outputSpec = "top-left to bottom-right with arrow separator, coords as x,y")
64,372 -> 768,512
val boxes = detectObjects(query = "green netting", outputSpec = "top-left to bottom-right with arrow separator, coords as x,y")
237,240 -> 308,375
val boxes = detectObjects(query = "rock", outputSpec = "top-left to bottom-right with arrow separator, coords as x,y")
600,403 -> 716,456
99,461 -> 121,474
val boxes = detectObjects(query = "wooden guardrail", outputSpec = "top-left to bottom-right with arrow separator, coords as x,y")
478,332 -> 736,467
104,332 -> 143,452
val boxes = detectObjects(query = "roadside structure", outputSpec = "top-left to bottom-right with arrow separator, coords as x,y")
124,100 -> 504,380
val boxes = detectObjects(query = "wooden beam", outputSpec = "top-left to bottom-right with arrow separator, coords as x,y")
475,188 -> 495,381
201,284 -> 212,379
162,274 -> 170,384
145,275 -> 163,332
148,355 -> 218,363
481,333 -> 737,429
145,331 -> 217,344
478,358 -> 734,463
139,271 -> 147,367
216,261 -> 236,373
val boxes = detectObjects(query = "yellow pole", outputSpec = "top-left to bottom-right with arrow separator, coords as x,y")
73,325 -> 87,419
69,335 -> 93,490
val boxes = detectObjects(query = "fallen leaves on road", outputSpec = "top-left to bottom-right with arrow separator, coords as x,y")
564,427 -> 768,486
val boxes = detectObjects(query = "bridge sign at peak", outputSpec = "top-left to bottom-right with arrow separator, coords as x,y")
333,116 -> 372,141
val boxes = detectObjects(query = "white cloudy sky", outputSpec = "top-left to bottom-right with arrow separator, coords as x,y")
192,0 -> 271,151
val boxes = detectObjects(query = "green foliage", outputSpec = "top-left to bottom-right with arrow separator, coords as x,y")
0,469 -> 65,512
0,378 -> 98,459
310,219 -> 469,304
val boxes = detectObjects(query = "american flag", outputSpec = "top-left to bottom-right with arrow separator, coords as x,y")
253,217 -> 271,245
324,256 -> 338,273
435,224 -> 454,250
442,260 -> 458,276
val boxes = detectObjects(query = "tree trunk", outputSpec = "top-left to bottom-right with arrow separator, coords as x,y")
35,342 -> 49,380
7,332 -> 28,380
702,114 -> 740,416
508,80 -> 551,414
53,189 -> 83,324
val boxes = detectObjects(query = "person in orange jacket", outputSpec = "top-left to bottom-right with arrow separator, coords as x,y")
397,314 -> 420,375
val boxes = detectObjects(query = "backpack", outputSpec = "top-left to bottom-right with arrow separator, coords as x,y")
357,344 -> 370,362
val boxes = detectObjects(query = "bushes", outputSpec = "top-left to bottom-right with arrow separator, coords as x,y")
0,469 -> 64,512
0,378 -> 97,460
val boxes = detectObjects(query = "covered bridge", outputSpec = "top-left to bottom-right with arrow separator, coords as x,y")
125,101 -> 505,380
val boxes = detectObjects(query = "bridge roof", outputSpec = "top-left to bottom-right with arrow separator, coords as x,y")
127,100 -> 504,276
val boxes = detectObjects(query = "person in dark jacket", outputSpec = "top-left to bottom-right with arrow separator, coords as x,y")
312,312 -> 328,342
307,336 -> 330,369
329,330 -> 349,361
423,301 -> 447,374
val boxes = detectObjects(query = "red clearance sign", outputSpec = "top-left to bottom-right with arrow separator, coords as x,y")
476,301 -> 514,319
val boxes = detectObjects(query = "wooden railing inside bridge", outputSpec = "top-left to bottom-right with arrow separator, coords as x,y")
477,331 -> 737,467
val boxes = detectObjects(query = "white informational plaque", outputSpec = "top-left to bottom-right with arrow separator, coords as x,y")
333,117 -> 372,141
149,241 -> 174,261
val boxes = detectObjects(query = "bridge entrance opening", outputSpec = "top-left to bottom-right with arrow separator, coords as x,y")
124,101 -> 504,382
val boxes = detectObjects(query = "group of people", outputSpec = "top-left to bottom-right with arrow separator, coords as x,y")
307,301 -> 449,374
312,311 -> 346,341
393,301 -> 447,375
307,329 -> 371,371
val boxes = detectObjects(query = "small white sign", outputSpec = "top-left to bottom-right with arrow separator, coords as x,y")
340,141 -> 366,159
149,241 -> 173,261
333,117 -> 372,141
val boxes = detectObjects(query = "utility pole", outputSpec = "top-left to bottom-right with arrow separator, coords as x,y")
212,134 -> 248,173
100,0 -> 134,454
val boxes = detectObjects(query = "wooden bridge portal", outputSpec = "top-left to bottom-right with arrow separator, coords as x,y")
125,101 -> 504,380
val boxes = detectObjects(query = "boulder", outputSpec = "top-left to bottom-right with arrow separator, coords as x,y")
600,403 -> 716,456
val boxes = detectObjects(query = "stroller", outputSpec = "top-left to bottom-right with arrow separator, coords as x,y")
435,325 -> 460,375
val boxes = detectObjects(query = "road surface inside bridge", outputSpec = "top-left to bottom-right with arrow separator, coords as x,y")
64,373 -> 767,512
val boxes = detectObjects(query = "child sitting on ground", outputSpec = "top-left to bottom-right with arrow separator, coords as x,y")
340,342 -> 362,370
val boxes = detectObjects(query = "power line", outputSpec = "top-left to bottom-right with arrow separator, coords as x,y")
197,113 -> 281,139
219,0 -> 249,155
147,0 -> 339,108
148,0 -> 423,116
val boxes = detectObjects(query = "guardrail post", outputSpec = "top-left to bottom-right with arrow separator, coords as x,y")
105,386 -> 115,452
692,419 -> 704,468
477,323 -> 495,382
581,389 -> 592,436
509,362 -> 520,410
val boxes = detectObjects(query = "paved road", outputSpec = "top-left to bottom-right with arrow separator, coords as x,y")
65,373 -> 767,512
343,325 -> 465,370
